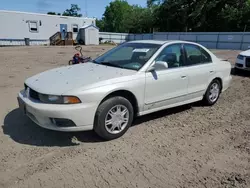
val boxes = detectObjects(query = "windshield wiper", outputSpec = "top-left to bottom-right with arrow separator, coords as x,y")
91,60 -> 99,64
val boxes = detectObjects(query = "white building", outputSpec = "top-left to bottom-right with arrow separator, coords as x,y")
77,25 -> 99,45
0,10 -> 96,46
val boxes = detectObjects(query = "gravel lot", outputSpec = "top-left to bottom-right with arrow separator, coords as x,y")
0,46 -> 249,188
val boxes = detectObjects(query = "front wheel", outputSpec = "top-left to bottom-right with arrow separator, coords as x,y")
68,60 -> 73,65
234,67 -> 243,75
94,96 -> 134,140
203,79 -> 221,106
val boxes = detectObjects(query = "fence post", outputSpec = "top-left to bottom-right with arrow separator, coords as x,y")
240,33 -> 244,50
166,34 -> 169,40
216,33 -> 220,49
109,34 -> 111,42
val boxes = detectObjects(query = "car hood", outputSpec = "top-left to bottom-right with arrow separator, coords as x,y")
25,63 -> 136,95
240,49 -> 250,56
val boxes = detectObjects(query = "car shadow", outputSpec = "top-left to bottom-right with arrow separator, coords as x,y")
231,67 -> 250,78
3,105 -> 194,147
2,108 -> 103,147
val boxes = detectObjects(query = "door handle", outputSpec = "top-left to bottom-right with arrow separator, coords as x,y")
181,75 -> 187,79
210,71 -> 215,74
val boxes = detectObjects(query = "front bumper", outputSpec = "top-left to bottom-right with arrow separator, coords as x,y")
235,58 -> 250,71
17,90 -> 97,132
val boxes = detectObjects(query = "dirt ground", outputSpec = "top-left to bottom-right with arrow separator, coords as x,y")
0,46 -> 249,188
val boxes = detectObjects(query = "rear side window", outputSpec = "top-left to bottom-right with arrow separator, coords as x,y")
184,44 -> 212,66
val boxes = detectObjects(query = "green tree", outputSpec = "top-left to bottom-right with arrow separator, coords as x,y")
96,19 -> 105,31
62,4 -> 82,17
147,0 -> 162,7
47,12 -> 56,15
47,12 -> 61,15
127,5 -> 154,33
103,0 -> 132,33
99,0 -> 250,33
154,0 -> 250,32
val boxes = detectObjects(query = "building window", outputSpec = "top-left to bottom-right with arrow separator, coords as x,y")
72,24 -> 78,33
28,21 -> 38,32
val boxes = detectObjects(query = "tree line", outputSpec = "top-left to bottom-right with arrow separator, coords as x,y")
48,0 -> 250,33
47,4 -> 82,17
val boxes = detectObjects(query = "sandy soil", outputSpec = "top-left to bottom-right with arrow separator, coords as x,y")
0,46 -> 249,188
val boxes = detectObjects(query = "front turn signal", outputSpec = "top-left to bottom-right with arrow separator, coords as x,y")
64,96 -> 81,104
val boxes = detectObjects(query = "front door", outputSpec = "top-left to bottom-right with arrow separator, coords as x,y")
144,44 -> 189,111
60,24 -> 68,40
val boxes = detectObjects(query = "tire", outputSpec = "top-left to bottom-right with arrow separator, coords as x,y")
234,67 -> 239,74
203,79 -> 221,106
69,60 -> 73,65
94,96 -> 134,140
234,67 -> 243,75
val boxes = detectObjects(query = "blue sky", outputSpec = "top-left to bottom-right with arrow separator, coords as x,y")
0,0 -> 146,18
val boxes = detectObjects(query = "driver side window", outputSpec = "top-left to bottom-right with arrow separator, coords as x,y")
155,44 -> 184,70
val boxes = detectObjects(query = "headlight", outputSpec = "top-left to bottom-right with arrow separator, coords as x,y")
237,55 -> 244,60
39,94 -> 81,104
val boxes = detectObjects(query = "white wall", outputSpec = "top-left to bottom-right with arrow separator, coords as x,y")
0,10 -> 95,45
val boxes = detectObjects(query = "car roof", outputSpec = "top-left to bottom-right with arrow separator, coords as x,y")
126,40 -> 199,45
127,40 -> 172,45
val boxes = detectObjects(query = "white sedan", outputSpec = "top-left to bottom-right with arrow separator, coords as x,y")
235,49 -> 250,71
17,40 -> 232,140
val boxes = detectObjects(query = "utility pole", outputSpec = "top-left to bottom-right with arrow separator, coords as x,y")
85,0 -> 88,17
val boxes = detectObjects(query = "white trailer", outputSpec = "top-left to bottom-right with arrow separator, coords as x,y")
0,10 -> 96,46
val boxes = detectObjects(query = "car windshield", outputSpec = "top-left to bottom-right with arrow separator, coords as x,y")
92,43 -> 161,71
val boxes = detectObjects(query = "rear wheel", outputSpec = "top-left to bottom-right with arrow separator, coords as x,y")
203,79 -> 221,106
94,96 -> 134,140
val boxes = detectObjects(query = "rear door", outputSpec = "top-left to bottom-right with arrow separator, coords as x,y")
183,44 -> 215,97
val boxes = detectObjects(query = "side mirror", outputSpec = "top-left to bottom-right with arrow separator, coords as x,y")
147,66 -> 155,72
153,61 -> 168,70
147,61 -> 168,72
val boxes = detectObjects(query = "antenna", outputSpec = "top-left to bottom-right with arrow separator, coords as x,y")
85,0 -> 88,17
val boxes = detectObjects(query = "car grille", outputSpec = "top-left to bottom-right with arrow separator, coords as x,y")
29,88 -> 40,101
246,57 -> 250,67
